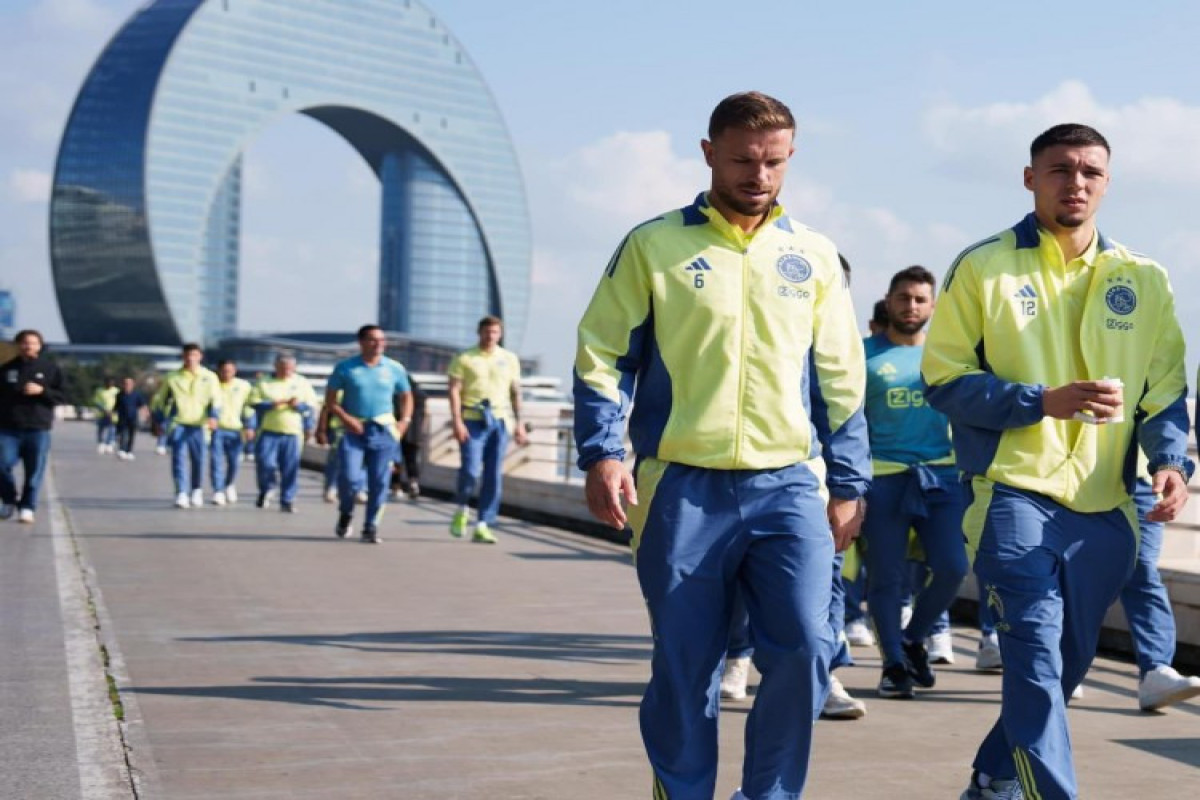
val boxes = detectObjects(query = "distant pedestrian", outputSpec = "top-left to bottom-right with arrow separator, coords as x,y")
316,325 -> 412,544
113,376 -> 148,460
447,316 -> 527,544
391,379 -> 426,500
211,359 -> 253,505
249,353 -> 316,513
152,343 -> 220,509
91,377 -> 118,454
0,330 -> 67,524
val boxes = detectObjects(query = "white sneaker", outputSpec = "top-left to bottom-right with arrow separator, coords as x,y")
0,503 -> 14,520
121,451 -> 135,461
961,773 -> 1024,800
156,445 -> 168,456
355,490 -> 368,505
323,487 -> 336,503
212,491 -> 226,506
190,488 -> 204,507
844,619 -> 875,647
976,632 -> 1003,671
97,443 -> 106,454
226,486 -> 238,504
1070,683 -> 1084,700
720,656 -> 751,700
174,492 -> 190,509
1138,664 -> 1200,711
822,674 -> 867,719
17,508 -> 34,524
927,630 -> 956,664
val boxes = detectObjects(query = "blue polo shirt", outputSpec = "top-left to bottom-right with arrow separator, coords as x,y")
327,355 -> 410,421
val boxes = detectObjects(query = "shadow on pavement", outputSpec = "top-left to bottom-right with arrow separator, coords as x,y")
131,675 -> 645,712
180,630 -> 652,664
1113,737 -> 1200,768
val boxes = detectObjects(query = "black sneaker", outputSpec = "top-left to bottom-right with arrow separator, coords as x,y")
335,513 -> 353,538
360,525 -> 381,545
256,492 -> 270,509
280,502 -> 295,514
903,639 -> 937,688
878,662 -> 915,699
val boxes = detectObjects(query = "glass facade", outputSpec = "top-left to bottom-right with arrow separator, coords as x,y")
51,0 -> 531,351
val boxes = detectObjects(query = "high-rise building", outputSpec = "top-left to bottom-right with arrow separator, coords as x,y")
50,0 -> 531,350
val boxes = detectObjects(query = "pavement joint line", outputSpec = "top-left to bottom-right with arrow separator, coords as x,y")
47,464 -> 141,799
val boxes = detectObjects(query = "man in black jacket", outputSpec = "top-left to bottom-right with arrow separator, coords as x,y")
0,330 -> 66,523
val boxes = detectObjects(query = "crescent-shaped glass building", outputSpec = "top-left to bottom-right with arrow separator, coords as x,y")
50,0 -> 531,351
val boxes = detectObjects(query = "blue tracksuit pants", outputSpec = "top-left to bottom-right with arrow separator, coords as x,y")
862,467 -> 968,667
337,422 -> 396,527
631,458 -> 834,800
728,550 -> 852,671
210,428 -> 244,492
169,425 -> 207,493
1121,479 -> 1176,675
968,480 -> 1137,800
454,416 -> 509,524
256,432 -> 300,504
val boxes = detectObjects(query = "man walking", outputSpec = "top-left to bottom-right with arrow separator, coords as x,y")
860,265 -> 968,699
922,123 -> 1192,800
575,91 -> 869,800
249,353 -> 316,513
91,377 -> 118,454
113,376 -> 147,460
0,330 -> 66,524
448,316 -> 527,544
316,325 -> 412,544
211,359 -> 253,505
152,343 -> 220,509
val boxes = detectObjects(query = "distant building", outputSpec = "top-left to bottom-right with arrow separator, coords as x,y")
51,0 -> 531,351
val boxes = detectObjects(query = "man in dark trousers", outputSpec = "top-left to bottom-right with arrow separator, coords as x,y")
0,330 -> 67,524
113,376 -> 148,460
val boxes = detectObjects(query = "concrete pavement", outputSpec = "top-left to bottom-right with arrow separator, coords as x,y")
6,422 -> 1199,798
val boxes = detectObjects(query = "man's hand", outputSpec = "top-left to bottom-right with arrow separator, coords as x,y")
513,422 -> 528,447
453,420 -> 469,444
22,382 -> 44,396
342,417 -> 364,436
1043,380 -> 1122,422
206,418 -> 218,431
585,459 -> 638,530
827,497 -> 865,553
394,421 -> 410,440
314,428 -> 328,446
1147,468 -> 1189,522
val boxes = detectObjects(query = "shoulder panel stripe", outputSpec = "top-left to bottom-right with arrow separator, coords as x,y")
604,216 -> 664,278
943,236 -> 1000,292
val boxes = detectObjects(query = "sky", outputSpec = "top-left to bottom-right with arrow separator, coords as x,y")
4,0 -> 1200,383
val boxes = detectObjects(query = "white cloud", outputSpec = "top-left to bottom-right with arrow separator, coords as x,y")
8,168 -> 51,203
924,80 -> 1200,185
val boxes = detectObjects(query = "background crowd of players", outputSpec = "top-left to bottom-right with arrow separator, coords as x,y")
0,317 -> 525,549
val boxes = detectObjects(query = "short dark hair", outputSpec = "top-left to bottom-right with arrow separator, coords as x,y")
181,342 -> 202,355
1030,123 -> 1110,161
477,315 -> 503,331
887,265 -> 937,296
216,359 -> 235,369
872,299 -> 889,328
708,91 -> 795,141
357,324 -> 383,340
14,329 -> 42,345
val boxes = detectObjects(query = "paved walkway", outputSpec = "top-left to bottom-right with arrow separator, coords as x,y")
5,423 -> 1199,798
